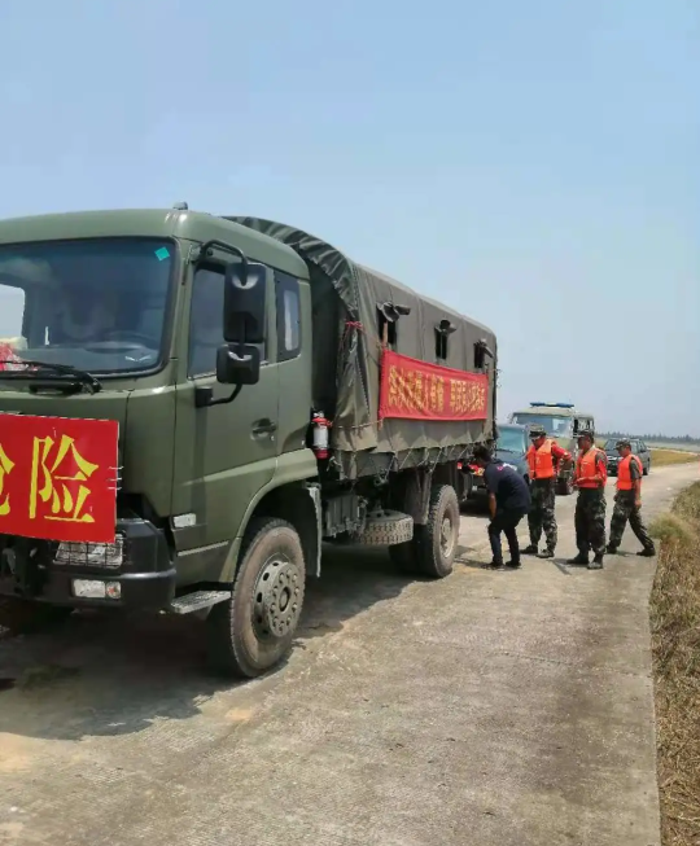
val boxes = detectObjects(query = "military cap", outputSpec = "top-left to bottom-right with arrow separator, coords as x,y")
577,428 -> 594,440
615,438 -> 631,449
528,424 -> 547,438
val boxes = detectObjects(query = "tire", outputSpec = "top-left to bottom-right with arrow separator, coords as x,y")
0,597 -> 73,635
392,485 -> 460,579
643,462 -> 649,476
206,517 -> 306,679
556,473 -> 574,496
359,510 -> 414,546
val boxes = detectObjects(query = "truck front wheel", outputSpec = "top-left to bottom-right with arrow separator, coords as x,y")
206,517 -> 306,679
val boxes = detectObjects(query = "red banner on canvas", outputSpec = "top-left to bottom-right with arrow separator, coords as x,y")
0,414 -> 119,544
379,350 -> 489,421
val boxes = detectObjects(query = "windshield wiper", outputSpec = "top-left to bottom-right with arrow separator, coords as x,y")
0,360 -> 102,394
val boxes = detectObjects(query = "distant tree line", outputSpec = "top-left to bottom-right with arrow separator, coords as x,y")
599,431 -> 700,446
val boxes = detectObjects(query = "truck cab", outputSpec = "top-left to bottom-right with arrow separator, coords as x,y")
508,403 -> 596,494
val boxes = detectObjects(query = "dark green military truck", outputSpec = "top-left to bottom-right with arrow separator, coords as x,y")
0,207 -> 497,678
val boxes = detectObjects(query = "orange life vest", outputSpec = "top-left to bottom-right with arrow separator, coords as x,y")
576,447 -> 603,489
527,439 -> 556,480
617,454 -> 642,491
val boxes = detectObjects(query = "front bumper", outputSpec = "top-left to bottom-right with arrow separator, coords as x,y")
0,518 -> 176,610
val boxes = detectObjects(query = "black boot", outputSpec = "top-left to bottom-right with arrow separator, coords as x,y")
637,547 -> 655,557
567,553 -> 589,565
606,544 -> 618,554
587,554 -> 604,570
538,549 -> 555,559
505,559 -> 522,569
522,544 -> 538,555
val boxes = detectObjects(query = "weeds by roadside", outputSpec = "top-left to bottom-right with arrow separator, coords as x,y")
650,482 -> 700,846
650,450 -> 699,468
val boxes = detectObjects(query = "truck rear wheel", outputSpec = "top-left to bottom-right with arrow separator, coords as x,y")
0,597 -> 73,635
390,484 -> 460,579
206,517 -> 306,679
556,471 -> 574,496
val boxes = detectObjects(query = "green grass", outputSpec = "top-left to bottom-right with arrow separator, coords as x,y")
650,482 -> 700,846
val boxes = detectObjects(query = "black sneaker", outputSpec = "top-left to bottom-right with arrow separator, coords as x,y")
522,545 -> 538,555
483,560 -> 505,570
637,548 -> 655,558
606,545 -> 618,554
505,560 -> 522,569
538,549 -> 555,559
567,554 -> 589,565
587,555 -> 604,570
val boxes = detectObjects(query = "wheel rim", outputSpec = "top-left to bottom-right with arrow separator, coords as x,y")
252,553 -> 303,641
440,515 -> 456,558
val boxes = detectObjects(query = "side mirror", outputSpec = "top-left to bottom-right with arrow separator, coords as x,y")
223,260 -> 268,345
216,343 -> 261,386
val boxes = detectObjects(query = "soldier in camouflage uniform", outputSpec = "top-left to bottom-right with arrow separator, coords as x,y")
568,429 -> 608,570
522,424 -> 571,558
606,438 -> 656,557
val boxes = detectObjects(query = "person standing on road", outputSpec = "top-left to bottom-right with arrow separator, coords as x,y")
522,424 -> 572,559
472,444 -> 532,570
568,429 -> 608,570
606,439 -> 656,557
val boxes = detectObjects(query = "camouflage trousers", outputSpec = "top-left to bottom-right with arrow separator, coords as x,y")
609,491 -> 654,551
574,488 -> 606,557
528,479 -> 558,551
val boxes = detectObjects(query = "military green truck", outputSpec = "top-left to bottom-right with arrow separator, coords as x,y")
0,207 -> 497,678
508,402 -> 596,494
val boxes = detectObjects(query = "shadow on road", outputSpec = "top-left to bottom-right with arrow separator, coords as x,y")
0,544 -> 415,742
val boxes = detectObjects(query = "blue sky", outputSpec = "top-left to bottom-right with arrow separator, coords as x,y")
0,0 -> 697,436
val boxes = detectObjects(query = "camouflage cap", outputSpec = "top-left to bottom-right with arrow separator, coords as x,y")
577,428 -> 594,440
528,424 -> 547,438
615,438 -> 631,449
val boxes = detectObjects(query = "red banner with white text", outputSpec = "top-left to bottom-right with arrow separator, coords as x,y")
379,350 -> 489,422
0,414 -> 119,544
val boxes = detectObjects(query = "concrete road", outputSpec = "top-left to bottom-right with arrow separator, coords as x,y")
0,463 -> 697,846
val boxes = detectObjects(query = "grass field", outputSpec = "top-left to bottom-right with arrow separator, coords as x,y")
650,449 -> 699,468
650,482 -> 700,846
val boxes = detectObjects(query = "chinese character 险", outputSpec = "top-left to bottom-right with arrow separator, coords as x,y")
29,435 -> 99,523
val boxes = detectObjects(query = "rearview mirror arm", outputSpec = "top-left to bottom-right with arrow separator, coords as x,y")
195,383 -> 244,409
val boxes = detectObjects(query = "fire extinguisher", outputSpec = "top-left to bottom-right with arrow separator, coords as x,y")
312,411 -> 331,460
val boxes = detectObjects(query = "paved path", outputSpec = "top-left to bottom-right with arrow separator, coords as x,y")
0,463 -> 696,846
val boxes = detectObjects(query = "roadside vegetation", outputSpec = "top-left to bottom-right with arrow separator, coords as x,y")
650,482 -> 700,846
650,449 -> 699,468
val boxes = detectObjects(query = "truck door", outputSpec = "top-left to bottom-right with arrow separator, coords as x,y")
171,261 -> 279,557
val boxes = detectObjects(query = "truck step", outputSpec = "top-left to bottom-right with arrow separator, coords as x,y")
166,590 -> 231,615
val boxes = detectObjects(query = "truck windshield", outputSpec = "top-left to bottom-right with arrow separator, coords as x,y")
0,238 -> 174,376
511,413 -> 574,438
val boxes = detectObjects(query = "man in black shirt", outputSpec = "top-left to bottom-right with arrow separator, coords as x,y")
472,444 -> 532,570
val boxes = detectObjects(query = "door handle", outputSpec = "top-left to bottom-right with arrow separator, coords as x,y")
252,419 -> 277,436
